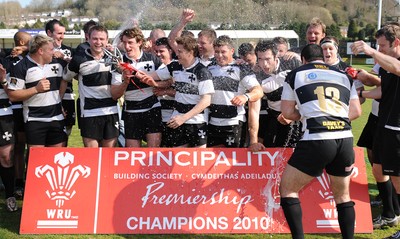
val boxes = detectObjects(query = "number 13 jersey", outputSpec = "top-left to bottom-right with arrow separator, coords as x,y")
282,62 -> 358,140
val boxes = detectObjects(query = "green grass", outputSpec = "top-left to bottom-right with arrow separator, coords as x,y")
0,64 -> 397,238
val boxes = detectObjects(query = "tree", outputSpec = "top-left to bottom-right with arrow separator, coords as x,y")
364,23 -> 376,41
154,22 -> 172,30
326,24 -> 342,40
0,22 -> 6,29
347,19 -> 358,40
139,20 -> 154,30
60,17 -> 70,30
73,0 -> 88,16
358,29 -> 366,40
31,19 -> 43,29
73,23 -> 81,31
103,19 -> 120,30
187,22 -> 208,30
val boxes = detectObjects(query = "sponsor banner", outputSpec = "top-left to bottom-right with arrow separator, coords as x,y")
20,147 -> 372,234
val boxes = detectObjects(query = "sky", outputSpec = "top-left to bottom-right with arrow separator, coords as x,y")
16,0 -> 30,8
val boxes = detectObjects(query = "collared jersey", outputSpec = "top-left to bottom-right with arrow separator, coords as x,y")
64,49 -> 118,118
282,62 -> 357,140
2,54 -> 24,110
9,55 -> 64,122
208,62 -> 259,126
111,51 -> 162,113
54,44 -> 74,101
262,57 -> 301,112
156,62 -> 176,123
156,58 -> 215,124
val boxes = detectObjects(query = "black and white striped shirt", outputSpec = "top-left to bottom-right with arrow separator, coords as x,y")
112,51 -> 163,113
64,49 -> 118,118
208,62 -> 259,126
157,58 -> 215,124
282,61 -> 357,140
9,55 -> 64,122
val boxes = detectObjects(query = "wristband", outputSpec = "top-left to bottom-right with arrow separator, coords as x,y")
244,93 -> 250,101
359,89 -> 363,98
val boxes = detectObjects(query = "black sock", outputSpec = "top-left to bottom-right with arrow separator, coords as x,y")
397,194 -> 400,216
377,181 -> 396,218
392,182 -> 400,215
0,166 -> 15,199
337,201 -> 355,239
280,197 -> 304,239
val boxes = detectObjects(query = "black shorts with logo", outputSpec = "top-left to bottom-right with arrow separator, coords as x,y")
207,122 -> 243,148
172,123 -> 208,147
0,115 -> 15,146
373,127 -> 400,176
288,138 -> 355,177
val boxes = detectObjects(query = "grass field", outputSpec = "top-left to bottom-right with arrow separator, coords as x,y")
0,64 -> 397,239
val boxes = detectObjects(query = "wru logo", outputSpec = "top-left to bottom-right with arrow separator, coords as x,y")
35,152 -> 91,208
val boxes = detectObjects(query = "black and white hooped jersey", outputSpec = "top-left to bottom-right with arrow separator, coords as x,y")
54,44 -> 74,101
2,54 -> 24,110
9,55 -> 64,123
282,62 -> 358,140
0,81 -> 12,117
156,62 -> 176,123
63,49 -> 118,118
199,56 -> 216,67
156,58 -> 215,124
208,62 -> 259,126
262,57 -> 301,112
111,51 -> 162,113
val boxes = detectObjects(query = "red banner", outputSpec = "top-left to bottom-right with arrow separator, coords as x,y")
20,147 -> 372,234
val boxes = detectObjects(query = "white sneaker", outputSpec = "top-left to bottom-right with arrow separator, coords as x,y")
6,197 -> 17,212
373,215 -> 399,229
